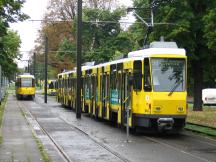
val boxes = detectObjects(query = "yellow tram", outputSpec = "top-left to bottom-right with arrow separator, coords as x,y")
43,80 -> 57,96
57,41 -> 187,132
15,74 -> 36,100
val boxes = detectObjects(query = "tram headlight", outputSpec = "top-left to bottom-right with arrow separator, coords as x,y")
154,106 -> 161,112
177,107 -> 184,112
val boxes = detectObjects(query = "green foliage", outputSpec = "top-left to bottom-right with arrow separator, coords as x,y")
185,124 -> 216,136
57,38 -> 76,62
0,0 -> 28,77
131,0 -> 216,110
81,7 -> 134,63
0,30 -> 21,77
203,7 -> 216,50
0,0 -> 29,23
0,94 -> 8,144
1,30 -> 21,59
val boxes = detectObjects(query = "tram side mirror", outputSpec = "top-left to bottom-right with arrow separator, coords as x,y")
129,76 -> 134,86
144,84 -> 152,91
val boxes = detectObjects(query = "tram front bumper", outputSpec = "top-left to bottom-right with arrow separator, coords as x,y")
133,114 -> 186,130
157,118 -> 174,130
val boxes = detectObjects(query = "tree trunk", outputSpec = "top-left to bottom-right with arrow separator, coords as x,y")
192,60 -> 203,111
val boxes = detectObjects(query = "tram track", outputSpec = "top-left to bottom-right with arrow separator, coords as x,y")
58,114 -> 215,162
58,115 -> 131,162
20,98 -> 130,162
19,95 -> 216,162
17,100 -> 73,162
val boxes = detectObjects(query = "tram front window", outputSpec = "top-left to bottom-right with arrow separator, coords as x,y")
151,58 -> 186,92
49,82 -> 54,89
21,78 -> 33,87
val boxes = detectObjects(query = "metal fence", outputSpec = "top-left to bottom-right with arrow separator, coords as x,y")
0,65 -> 9,104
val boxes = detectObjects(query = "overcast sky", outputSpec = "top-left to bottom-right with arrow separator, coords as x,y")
10,0 -> 133,68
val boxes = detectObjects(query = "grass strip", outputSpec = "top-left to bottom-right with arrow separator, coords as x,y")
0,94 -> 8,144
185,123 -> 216,137
32,133 -> 52,162
187,103 -> 216,128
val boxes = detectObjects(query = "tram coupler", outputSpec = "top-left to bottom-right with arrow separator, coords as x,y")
157,118 -> 174,131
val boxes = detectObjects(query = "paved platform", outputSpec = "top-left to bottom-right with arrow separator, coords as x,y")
0,94 -> 43,162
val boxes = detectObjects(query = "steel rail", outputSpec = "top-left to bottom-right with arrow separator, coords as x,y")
34,94 -> 216,161
17,101 -> 73,162
34,94 -> 130,162
35,94 -> 214,162
59,116 -> 130,162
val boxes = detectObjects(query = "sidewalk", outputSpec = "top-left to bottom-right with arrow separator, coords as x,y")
0,94 -> 43,162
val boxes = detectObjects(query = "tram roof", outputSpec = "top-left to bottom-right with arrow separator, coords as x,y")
128,48 -> 186,58
17,74 -> 35,79
58,70 -> 75,76
57,47 -> 186,76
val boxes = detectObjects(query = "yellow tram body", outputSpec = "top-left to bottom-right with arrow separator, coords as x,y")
16,74 -> 36,100
57,41 -> 187,132
43,80 -> 57,96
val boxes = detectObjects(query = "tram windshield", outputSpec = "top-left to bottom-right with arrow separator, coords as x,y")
151,58 -> 186,92
49,82 -> 54,89
21,78 -> 33,87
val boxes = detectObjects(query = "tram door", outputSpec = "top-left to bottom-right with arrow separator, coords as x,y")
102,73 -> 109,119
122,71 -> 132,125
91,75 -> 97,115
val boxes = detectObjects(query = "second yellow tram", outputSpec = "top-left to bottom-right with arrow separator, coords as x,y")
16,74 -> 36,100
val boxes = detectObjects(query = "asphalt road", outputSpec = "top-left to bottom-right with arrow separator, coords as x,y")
18,94 -> 216,162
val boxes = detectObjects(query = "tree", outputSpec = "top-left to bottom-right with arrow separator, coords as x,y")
33,0 -> 129,75
45,0 -> 76,21
57,38 -> 76,62
0,0 -> 28,77
203,6 -> 216,88
81,7 -> 128,62
131,0 -> 216,111
86,0 -> 119,9
0,30 -> 21,77
31,22 -> 76,77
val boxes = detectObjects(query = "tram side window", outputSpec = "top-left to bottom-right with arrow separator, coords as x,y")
16,78 -> 21,87
55,81 -> 58,89
63,79 -> 65,88
87,76 -> 91,97
65,79 -> 67,89
32,79 -> 35,87
69,78 -> 72,89
67,78 -> 69,89
144,58 -> 152,91
110,71 -> 117,90
58,79 -> 61,88
49,82 -> 54,89
133,61 -> 142,91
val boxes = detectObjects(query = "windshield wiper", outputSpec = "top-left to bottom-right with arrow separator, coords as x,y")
168,79 -> 183,96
